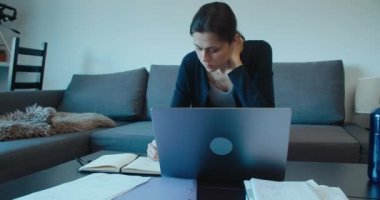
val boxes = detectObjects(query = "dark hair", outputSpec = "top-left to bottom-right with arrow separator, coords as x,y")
190,2 -> 237,43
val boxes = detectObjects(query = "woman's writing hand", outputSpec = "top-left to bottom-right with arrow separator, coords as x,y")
147,139 -> 159,161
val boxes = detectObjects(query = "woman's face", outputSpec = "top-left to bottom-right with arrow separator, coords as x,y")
192,32 -> 232,72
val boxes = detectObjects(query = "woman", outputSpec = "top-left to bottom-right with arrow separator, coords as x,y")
147,2 -> 274,160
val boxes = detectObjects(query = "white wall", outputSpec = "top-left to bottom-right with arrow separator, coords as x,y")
1,0 -> 379,123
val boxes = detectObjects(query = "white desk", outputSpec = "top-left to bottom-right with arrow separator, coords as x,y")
0,61 -> 9,91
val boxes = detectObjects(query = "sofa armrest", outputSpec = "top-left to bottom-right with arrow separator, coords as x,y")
0,90 -> 65,115
343,123 -> 369,163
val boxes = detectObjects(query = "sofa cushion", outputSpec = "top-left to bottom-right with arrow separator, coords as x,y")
91,121 -> 154,154
343,123 -> 370,163
287,125 -> 360,163
145,65 -> 179,119
273,60 -> 345,124
59,68 -> 148,120
0,130 -> 94,184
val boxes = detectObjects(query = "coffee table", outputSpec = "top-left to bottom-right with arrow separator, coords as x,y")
0,151 -> 379,200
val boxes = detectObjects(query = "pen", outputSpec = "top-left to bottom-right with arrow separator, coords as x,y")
76,157 -> 91,166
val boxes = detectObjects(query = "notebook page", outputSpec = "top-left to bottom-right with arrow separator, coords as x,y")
122,156 -> 160,174
79,153 -> 138,172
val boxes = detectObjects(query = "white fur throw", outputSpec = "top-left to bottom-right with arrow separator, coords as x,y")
0,104 -> 116,141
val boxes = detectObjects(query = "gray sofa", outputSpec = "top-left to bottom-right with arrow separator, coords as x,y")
0,60 -> 369,184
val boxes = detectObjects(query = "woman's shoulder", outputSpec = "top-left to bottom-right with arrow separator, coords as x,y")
180,51 -> 200,70
182,51 -> 198,64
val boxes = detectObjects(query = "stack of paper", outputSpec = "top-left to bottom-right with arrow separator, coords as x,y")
244,178 -> 348,200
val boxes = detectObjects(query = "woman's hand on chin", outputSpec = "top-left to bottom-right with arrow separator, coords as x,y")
228,34 -> 244,70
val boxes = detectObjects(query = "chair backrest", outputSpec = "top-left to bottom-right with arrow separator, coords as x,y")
7,37 -> 48,91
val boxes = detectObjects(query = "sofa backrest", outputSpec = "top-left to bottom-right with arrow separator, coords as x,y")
146,60 -> 345,125
273,60 -> 345,124
0,90 -> 64,115
59,61 -> 344,124
59,68 -> 149,121
145,65 -> 179,120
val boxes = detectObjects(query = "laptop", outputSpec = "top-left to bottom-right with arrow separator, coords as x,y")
151,108 -> 291,181
115,177 -> 197,200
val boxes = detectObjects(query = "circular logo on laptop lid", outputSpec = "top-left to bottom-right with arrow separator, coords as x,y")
210,137 -> 233,155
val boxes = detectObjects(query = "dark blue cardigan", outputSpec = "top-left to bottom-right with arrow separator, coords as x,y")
171,40 -> 274,108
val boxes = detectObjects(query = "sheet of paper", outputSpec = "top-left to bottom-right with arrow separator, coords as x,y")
15,173 -> 150,200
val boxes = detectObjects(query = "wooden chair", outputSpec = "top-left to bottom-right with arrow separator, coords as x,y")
8,37 -> 48,90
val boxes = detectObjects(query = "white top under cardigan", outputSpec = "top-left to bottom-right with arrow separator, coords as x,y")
208,84 -> 236,107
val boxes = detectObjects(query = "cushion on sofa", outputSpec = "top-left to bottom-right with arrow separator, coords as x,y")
288,125 -> 360,163
0,130 -> 94,184
59,68 -> 149,120
273,60 -> 345,125
145,65 -> 179,119
91,121 -> 154,154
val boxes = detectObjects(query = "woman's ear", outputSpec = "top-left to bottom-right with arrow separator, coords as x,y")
231,34 -> 240,44
235,31 -> 245,41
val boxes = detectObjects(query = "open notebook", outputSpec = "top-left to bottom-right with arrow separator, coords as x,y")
79,153 -> 160,175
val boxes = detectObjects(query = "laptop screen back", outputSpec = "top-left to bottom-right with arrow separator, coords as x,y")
151,108 -> 291,181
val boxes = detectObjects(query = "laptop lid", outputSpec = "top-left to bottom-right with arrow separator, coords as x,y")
151,108 -> 291,181
115,177 -> 196,200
